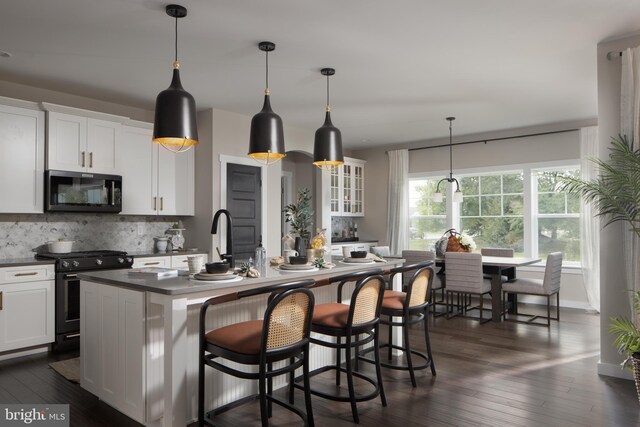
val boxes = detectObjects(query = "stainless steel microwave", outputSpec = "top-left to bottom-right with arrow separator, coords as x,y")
45,170 -> 122,213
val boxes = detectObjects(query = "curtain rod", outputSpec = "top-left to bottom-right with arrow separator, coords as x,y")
405,128 -> 579,152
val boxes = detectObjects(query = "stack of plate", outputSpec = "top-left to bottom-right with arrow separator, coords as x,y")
191,271 -> 242,283
341,257 -> 375,264
278,263 -> 318,272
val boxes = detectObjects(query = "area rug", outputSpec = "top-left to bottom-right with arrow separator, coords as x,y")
49,357 -> 80,384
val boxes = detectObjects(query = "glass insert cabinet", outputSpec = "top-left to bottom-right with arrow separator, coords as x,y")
330,157 -> 366,217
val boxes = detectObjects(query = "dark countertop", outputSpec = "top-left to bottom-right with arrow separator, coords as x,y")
79,256 -> 403,296
0,257 -> 56,267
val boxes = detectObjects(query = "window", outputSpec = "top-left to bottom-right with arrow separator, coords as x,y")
535,168 -> 580,263
408,178 -> 446,250
459,172 -> 524,255
408,162 -> 580,265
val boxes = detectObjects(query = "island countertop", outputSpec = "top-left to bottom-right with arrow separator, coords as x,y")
78,256 -> 404,296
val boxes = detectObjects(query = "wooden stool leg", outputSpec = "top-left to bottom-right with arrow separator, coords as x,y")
289,357 -> 295,405
403,317 -> 416,387
374,325 -> 387,407
387,315 -> 393,361
259,369 -> 269,427
424,307 -> 436,376
345,338 -> 359,423
267,362 -> 273,417
336,336 -> 342,386
303,345 -> 315,427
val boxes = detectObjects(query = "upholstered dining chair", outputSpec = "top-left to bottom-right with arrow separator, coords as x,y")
481,247 -> 515,281
371,246 -> 391,257
502,252 -> 562,327
401,250 -> 445,315
444,252 -> 492,323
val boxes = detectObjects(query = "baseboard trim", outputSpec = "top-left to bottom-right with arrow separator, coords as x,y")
0,345 -> 49,362
597,361 -> 634,380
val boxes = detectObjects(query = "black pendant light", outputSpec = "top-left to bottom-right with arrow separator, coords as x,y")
153,4 -> 198,153
248,41 -> 286,164
313,68 -> 344,171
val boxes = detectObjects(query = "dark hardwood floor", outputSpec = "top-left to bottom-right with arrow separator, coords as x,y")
1,305 -> 637,427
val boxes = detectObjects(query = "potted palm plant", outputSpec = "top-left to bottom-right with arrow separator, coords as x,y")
562,135 -> 640,402
284,188 -> 314,254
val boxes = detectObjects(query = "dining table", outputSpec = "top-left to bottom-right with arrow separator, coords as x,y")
436,255 -> 541,322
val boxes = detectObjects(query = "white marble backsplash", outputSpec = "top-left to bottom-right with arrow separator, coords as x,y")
0,213 -> 181,258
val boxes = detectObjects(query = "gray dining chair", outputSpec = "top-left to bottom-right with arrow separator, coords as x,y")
481,247 -> 515,281
401,250 -> 445,316
371,246 -> 391,257
444,252 -> 492,323
501,252 -> 562,327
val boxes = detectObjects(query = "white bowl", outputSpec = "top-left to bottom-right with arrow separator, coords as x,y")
47,240 -> 74,253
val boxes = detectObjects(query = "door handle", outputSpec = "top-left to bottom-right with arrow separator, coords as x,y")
111,181 -> 115,205
144,262 -> 160,266
81,151 -> 86,167
160,197 -> 163,211
0,291 -> 3,310
14,272 -> 38,277
89,152 -> 93,168
153,197 -> 157,211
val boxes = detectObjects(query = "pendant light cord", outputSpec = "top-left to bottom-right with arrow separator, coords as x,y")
449,119 -> 453,180
326,73 -> 330,110
265,50 -> 269,91
174,15 -> 178,64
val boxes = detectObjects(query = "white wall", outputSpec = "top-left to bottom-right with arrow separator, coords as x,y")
595,34 -> 640,378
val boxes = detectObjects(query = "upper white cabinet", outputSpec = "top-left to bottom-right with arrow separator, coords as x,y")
47,111 -> 121,174
120,124 -> 194,216
330,157 -> 365,217
0,101 -> 45,213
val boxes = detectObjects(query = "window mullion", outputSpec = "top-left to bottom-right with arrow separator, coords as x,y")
524,167 -> 534,258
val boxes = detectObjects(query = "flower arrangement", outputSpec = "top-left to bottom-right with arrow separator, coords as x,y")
459,233 -> 477,252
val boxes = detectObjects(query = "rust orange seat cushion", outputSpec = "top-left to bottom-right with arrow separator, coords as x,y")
312,303 -> 350,328
205,320 -> 264,355
382,290 -> 406,311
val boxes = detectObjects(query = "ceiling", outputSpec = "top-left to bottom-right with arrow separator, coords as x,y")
1,0 -> 639,149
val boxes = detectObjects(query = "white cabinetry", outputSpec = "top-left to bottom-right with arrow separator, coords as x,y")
47,111 -> 121,174
0,101 -> 45,213
120,124 -> 195,216
80,281 -> 145,423
330,241 -> 379,257
131,256 -> 171,269
330,157 -> 365,217
0,264 -> 55,352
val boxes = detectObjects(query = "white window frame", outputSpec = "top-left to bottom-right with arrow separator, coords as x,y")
409,159 -> 580,268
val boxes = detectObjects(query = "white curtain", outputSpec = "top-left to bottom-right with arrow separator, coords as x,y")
621,47 -> 640,320
579,126 -> 600,312
387,149 -> 409,254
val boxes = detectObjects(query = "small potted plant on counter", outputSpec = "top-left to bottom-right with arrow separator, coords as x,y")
284,188 -> 313,255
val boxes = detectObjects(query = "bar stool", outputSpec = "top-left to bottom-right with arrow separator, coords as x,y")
198,279 -> 316,427
360,262 -> 436,387
297,269 -> 386,424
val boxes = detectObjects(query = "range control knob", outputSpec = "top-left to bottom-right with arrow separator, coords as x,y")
126,257 -> 133,264
96,259 -> 103,266
117,257 -> 125,264
61,260 -> 70,268
72,261 -> 80,267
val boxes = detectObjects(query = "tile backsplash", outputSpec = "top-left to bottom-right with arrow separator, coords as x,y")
0,213 -> 181,258
331,217 -> 359,239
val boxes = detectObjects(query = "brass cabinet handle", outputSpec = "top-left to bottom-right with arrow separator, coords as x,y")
153,197 -> 157,210
14,272 -> 38,277
144,262 -> 160,266
89,152 -> 93,168
160,197 -> 164,211
81,151 -> 86,167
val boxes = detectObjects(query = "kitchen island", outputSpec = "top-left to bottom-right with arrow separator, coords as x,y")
78,257 -> 404,427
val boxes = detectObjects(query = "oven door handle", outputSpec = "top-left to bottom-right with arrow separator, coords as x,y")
62,274 -> 78,279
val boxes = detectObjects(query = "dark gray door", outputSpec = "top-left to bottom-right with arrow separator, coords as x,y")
227,163 -> 262,263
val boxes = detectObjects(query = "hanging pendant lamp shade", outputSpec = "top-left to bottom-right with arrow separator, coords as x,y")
153,4 -> 198,153
248,41 -> 285,164
313,68 -> 344,171
433,117 -> 463,203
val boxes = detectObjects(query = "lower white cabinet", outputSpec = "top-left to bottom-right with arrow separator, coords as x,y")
80,281 -> 145,423
330,241 -> 379,256
0,265 -> 54,352
131,256 -> 171,269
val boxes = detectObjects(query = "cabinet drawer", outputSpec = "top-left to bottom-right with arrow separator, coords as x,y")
170,253 -> 208,269
0,265 -> 54,284
131,256 -> 170,269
